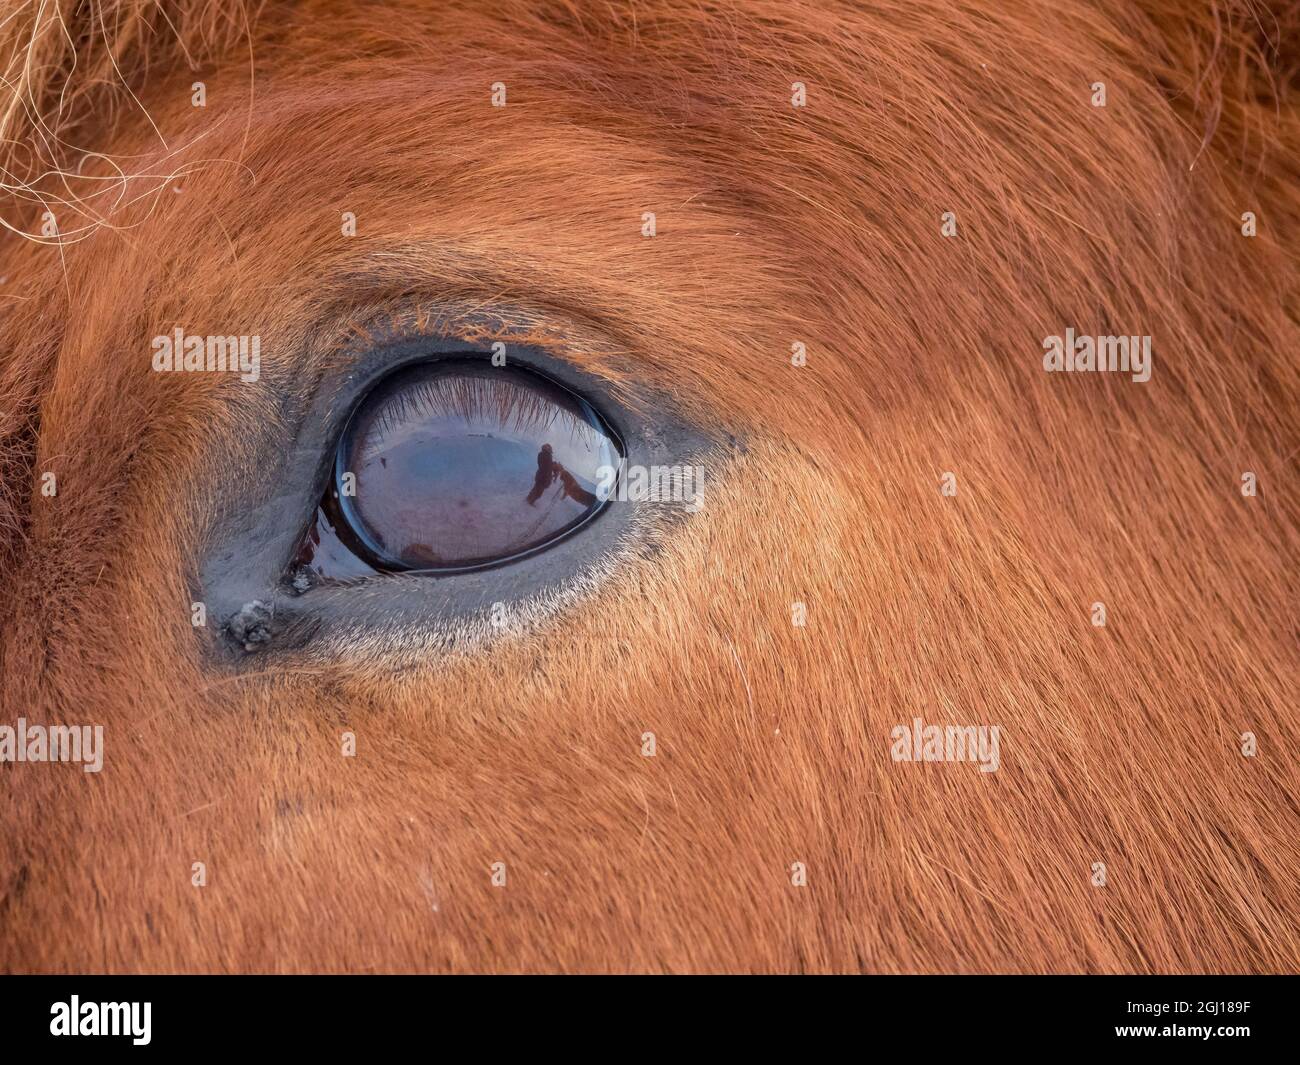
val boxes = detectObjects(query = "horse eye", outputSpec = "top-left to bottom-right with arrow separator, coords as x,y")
295,359 -> 622,581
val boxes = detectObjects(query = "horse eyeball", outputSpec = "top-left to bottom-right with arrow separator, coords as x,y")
319,359 -> 622,575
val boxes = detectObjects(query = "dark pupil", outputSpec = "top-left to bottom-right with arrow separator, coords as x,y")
333,360 -> 620,572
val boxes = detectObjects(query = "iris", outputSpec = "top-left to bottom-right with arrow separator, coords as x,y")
297,359 -> 622,579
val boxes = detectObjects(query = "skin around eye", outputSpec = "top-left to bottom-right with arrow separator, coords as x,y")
318,359 -> 622,575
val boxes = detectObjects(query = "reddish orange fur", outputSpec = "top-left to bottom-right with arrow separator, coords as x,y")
0,0 -> 1297,973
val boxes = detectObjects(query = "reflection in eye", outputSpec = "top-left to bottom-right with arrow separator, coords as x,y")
294,359 -> 622,581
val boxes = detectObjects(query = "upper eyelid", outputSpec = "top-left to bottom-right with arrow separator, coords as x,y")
298,287 -> 650,398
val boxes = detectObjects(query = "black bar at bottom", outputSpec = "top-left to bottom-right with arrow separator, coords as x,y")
0,974 -> 1291,1053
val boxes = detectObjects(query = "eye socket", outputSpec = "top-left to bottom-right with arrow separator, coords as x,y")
295,358 -> 623,581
